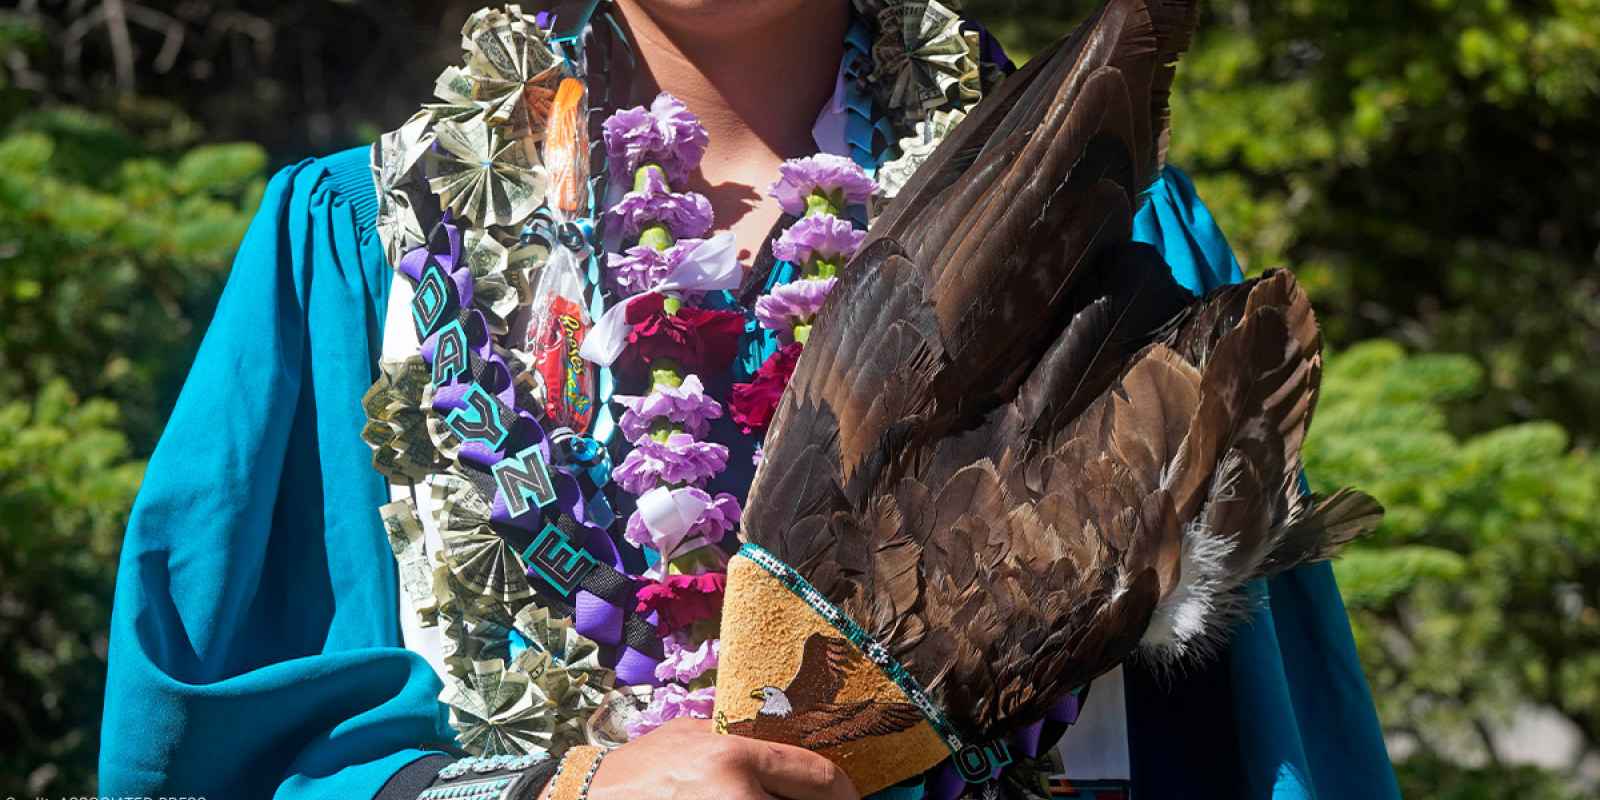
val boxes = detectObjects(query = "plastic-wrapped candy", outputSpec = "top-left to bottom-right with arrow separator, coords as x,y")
526,246 -> 596,433
542,76 -> 592,221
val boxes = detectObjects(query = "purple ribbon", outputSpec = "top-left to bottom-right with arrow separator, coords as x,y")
397,224 -> 665,686
923,692 -> 1085,800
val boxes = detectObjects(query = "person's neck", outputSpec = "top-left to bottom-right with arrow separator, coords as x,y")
614,2 -> 848,164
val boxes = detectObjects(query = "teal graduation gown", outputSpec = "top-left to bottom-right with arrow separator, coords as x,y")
100,147 -> 1398,799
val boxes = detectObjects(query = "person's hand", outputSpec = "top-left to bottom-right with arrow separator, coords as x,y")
585,717 -> 859,800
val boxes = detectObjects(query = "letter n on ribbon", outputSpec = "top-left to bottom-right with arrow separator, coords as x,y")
494,444 -> 557,518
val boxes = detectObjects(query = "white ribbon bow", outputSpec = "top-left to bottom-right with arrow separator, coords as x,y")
635,485 -> 715,572
579,232 -> 742,367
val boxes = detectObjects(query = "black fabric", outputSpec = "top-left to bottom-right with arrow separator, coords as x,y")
1125,657 -> 1246,798
375,753 -> 452,800
515,758 -> 562,800
578,555 -> 631,601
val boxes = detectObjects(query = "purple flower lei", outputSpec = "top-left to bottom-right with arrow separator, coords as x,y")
596,96 -> 876,739
734,158 -> 873,424
628,683 -> 716,739
612,433 -> 731,494
607,169 -> 715,239
607,238 -> 711,297
655,635 -> 720,683
623,486 -> 740,556
755,276 -> 839,340
613,374 -> 724,441
598,92 -> 746,731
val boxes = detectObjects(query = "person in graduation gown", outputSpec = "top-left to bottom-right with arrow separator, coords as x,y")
98,2 -> 1399,798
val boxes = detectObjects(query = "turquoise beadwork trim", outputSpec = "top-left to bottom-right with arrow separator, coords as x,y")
737,542 -> 972,755
417,775 -> 513,800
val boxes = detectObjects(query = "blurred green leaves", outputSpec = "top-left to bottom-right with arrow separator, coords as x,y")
1172,1 -> 1600,439
1306,341 -> 1600,798
0,110 -> 264,447
0,16 -> 266,792
0,381 -> 145,793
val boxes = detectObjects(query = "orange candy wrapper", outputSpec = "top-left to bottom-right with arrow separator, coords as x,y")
543,77 -> 591,221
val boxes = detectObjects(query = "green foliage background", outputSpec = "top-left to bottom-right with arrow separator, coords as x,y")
2,1 -> 1596,796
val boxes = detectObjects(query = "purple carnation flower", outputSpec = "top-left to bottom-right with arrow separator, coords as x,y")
769,153 -> 877,216
614,374 -> 725,442
607,168 -> 714,240
626,683 -> 716,739
613,433 -> 730,494
606,244 -> 674,296
602,93 -> 710,184
771,215 -> 865,265
605,236 -> 709,296
754,277 -> 838,338
654,635 -> 719,683
623,487 -> 741,555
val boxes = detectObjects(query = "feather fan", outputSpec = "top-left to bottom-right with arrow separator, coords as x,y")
737,0 -> 1381,747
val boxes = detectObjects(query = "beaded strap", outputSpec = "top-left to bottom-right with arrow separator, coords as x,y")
438,753 -> 548,781
541,745 -> 607,800
738,542 -> 1011,782
422,753 -> 553,800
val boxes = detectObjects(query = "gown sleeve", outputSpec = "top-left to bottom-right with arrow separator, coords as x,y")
1125,166 -> 1401,800
98,147 -> 456,799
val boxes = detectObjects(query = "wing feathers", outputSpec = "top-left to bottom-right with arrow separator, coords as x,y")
740,0 -> 1375,742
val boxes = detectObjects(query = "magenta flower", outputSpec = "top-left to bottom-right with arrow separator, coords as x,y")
636,572 -> 728,634
768,153 -> 877,216
614,374 -> 725,442
602,93 -> 710,184
626,683 -> 717,739
729,341 -> 803,433
623,487 -> 740,555
613,433 -> 730,494
771,215 -> 865,265
607,169 -> 713,239
654,635 -> 720,683
754,277 -> 838,338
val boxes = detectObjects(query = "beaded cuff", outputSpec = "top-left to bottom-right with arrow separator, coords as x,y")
420,753 -> 556,800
